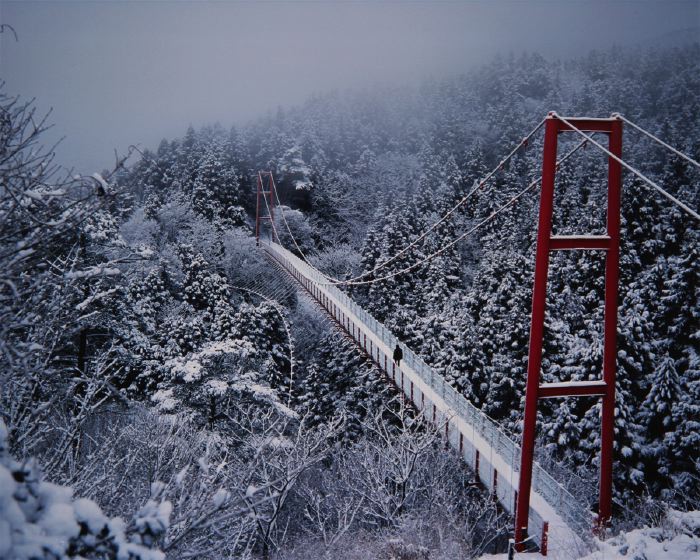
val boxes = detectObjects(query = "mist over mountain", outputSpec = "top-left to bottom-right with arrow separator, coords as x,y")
1,0 -> 698,174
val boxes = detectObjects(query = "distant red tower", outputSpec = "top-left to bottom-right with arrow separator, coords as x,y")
514,114 -> 623,550
256,171 -> 278,245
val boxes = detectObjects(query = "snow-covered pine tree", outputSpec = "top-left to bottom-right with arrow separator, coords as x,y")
191,138 -> 245,225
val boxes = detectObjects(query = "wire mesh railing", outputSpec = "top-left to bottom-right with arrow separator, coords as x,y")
264,241 -> 592,545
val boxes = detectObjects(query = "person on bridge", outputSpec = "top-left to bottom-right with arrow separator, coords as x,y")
393,344 -> 403,367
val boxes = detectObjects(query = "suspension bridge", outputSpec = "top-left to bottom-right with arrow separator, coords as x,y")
251,112 -> 699,557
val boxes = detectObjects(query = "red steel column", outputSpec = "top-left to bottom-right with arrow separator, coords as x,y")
267,173 -> 275,242
255,173 -> 262,245
515,116 -> 559,549
256,172 -> 278,244
540,522 -> 549,556
599,119 -> 623,527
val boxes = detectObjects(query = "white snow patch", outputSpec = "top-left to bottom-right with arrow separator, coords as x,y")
174,466 -> 189,486
167,359 -> 203,382
152,388 -> 177,413
212,488 -> 230,508
75,288 -> 119,311
580,510 -> 700,560
206,379 -> 229,396
92,172 -> 109,190
65,266 -> 121,280
73,498 -> 108,534
264,436 -> 293,450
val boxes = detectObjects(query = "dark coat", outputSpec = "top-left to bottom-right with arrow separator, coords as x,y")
393,346 -> 403,362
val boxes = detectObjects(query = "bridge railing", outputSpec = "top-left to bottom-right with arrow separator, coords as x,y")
264,241 -> 591,544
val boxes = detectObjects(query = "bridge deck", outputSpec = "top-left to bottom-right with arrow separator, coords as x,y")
265,241 -> 590,558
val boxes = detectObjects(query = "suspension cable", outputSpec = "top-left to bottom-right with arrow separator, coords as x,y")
316,137 -> 590,287
613,113 -> 700,170
271,117 -> 547,285
553,113 -> 700,221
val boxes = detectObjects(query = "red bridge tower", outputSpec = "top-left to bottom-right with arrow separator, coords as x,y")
515,114 -> 623,550
256,171 -> 278,245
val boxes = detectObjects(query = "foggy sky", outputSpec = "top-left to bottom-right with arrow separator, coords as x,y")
1,1 -> 698,174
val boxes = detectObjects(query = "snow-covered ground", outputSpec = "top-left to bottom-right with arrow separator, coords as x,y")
477,511 -> 700,559
579,510 -> 700,560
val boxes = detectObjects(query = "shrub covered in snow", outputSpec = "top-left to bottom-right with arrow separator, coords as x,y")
581,509 -> 700,560
0,420 -> 169,560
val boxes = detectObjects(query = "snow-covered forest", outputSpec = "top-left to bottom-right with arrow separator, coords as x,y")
2,42 -> 699,559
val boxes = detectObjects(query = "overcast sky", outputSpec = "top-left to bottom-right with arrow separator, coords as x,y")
1,1 -> 698,174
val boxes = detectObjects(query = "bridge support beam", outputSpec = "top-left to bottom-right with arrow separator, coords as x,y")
514,114 -> 623,550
